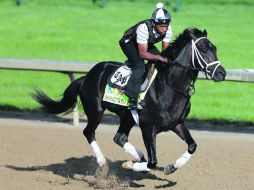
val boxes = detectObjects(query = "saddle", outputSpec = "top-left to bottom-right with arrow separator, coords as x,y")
107,62 -> 156,93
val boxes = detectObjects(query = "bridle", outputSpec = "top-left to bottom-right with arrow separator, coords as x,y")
169,36 -> 221,96
191,37 -> 221,79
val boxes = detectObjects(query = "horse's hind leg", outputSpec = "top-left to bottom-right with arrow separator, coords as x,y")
82,103 -> 106,166
113,114 -> 145,162
164,122 -> 197,175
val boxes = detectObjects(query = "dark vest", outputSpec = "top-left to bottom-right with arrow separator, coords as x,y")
123,19 -> 165,44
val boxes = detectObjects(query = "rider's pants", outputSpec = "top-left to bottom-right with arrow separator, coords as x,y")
119,38 -> 160,99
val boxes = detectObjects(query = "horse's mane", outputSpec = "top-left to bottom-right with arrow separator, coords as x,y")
155,28 -> 206,72
165,28 -> 206,60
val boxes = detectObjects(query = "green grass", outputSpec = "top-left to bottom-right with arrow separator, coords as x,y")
0,0 -> 253,122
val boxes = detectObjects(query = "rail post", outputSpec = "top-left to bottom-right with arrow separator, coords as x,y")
68,73 -> 79,126
175,0 -> 180,12
16,0 -> 24,6
92,0 -> 107,8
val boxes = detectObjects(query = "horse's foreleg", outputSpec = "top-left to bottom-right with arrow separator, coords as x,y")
130,127 -> 157,172
164,122 -> 197,175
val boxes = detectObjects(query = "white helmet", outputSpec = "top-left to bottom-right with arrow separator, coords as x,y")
151,2 -> 171,24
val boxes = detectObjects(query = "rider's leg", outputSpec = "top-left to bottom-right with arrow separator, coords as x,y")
125,44 -> 160,110
119,39 -> 145,109
126,64 -> 145,109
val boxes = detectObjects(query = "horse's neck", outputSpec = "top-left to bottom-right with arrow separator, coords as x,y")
147,68 -> 194,128
159,42 -> 197,96
156,65 -> 196,96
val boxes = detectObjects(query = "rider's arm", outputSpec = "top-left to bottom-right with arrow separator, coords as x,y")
162,41 -> 170,51
162,24 -> 172,51
136,23 -> 168,63
138,43 -> 167,63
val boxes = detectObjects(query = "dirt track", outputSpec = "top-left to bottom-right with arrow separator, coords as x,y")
0,113 -> 254,190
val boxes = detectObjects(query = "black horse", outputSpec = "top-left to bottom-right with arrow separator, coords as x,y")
33,28 -> 226,174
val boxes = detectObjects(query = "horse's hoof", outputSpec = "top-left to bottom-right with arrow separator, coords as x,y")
122,160 -> 133,169
95,164 -> 109,179
140,156 -> 147,162
164,164 -> 177,175
97,157 -> 106,167
133,162 -> 151,172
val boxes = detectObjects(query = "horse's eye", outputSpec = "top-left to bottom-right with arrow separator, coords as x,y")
202,48 -> 207,53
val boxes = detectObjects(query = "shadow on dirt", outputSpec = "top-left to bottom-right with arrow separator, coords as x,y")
6,156 -> 176,189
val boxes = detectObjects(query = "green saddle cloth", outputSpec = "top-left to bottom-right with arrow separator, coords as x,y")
103,69 -> 158,106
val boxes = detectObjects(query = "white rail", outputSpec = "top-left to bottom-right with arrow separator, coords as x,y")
0,58 -> 96,73
198,69 -> 254,83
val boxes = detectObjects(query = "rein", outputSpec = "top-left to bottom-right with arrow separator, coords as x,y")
168,63 -> 197,97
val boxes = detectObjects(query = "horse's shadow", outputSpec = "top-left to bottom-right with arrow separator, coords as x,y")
6,156 -> 176,189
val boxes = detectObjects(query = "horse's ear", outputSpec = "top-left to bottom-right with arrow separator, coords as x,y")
203,29 -> 208,37
187,29 -> 197,41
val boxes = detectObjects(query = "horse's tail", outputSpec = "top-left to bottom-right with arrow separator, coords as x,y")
32,76 -> 85,114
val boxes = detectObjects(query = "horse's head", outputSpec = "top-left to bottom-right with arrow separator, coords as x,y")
187,29 -> 226,82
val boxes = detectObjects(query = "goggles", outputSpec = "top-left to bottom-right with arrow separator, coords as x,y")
154,18 -> 170,24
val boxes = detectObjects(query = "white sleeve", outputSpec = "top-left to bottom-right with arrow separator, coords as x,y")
163,24 -> 173,43
136,23 -> 149,44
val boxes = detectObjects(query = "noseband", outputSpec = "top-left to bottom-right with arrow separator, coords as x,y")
191,37 -> 221,78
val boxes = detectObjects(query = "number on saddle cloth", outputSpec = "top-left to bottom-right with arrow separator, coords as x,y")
107,65 -> 132,90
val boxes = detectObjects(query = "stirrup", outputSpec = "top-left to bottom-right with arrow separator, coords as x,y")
128,99 -> 143,110
128,104 -> 143,110
137,104 -> 143,110
128,104 -> 137,110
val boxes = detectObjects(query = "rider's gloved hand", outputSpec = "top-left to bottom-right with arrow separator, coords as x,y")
158,56 -> 169,63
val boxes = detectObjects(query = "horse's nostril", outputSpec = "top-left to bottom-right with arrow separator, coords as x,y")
219,72 -> 226,81
213,72 -> 224,82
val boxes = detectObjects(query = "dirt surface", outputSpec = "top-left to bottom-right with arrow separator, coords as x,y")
0,111 -> 254,190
